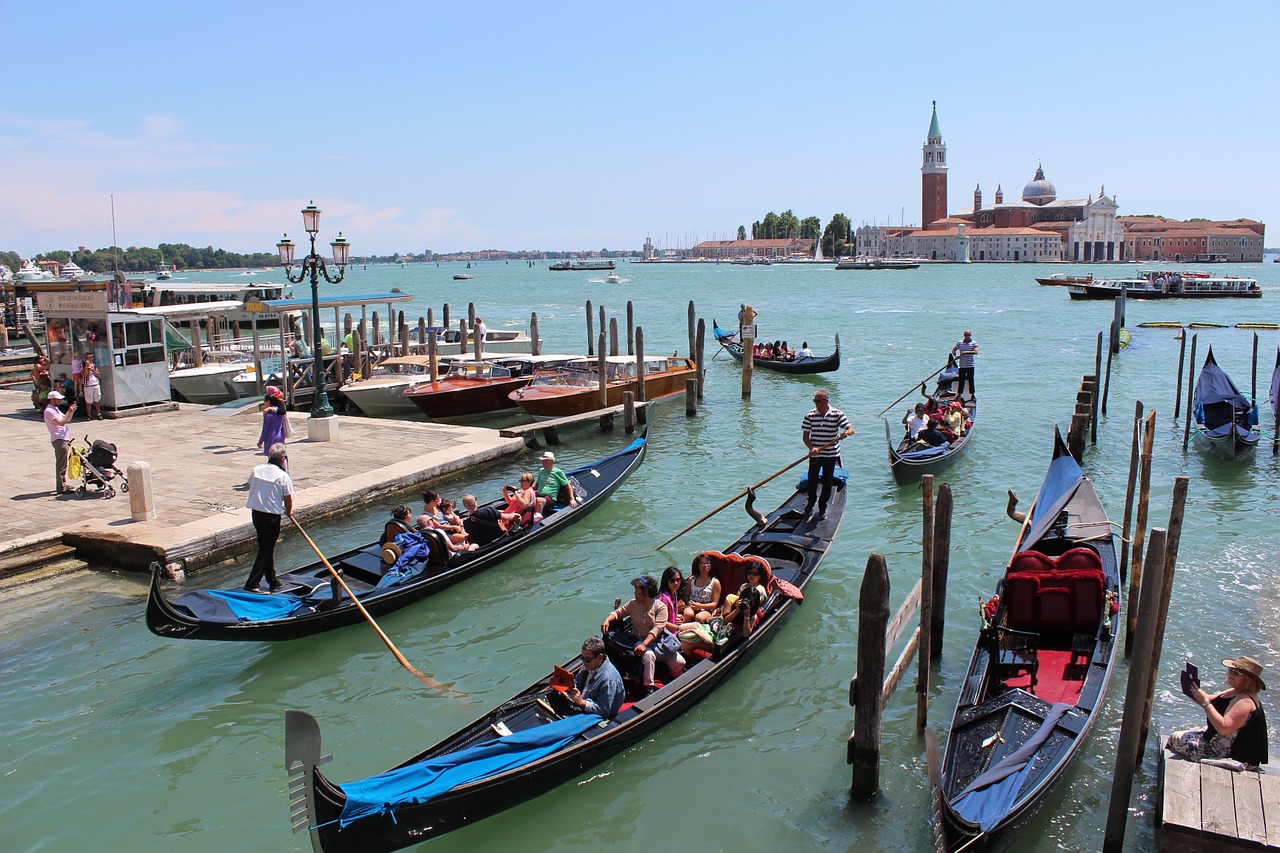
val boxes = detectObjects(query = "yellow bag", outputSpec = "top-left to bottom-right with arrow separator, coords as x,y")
68,450 -> 82,481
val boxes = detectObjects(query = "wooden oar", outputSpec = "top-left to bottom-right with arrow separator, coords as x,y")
289,515 -> 447,691
650,432 -> 847,551
877,363 -> 949,417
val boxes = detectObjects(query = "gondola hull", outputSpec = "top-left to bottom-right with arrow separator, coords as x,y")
936,431 -> 1119,851
712,322 -> 839,374
885,360 -> 975,485
1194,428 -> 1259,461
1191,347 -> 1260,463
286,483 -> 846,852
147,437 -> 647,641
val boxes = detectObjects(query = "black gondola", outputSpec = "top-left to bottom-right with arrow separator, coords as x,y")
932,430 -> 1119,851
285,476 -> 846,852
147,435 -> 647,641
1191,346 -> 1260,461
884,355 -> 975,485
712,321 -> 839,374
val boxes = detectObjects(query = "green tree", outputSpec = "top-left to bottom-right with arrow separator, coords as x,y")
760,212 -> 780,239
822,214 -> 852,258
777,210 -> 800,238
800,216 -> 821,239
737,226 -> 746,241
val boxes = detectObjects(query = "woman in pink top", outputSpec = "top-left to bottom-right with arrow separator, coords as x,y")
498,472 -> 538,532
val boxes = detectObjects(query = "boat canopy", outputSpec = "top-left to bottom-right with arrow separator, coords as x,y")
1193,355 -> 1249,410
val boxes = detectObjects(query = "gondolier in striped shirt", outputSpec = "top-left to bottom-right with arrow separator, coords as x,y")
951,329 -> 978,401
802,389 -> 853,522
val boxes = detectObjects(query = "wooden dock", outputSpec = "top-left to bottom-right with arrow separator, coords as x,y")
1160,746 -> 1280,851
499,400 -> 650,445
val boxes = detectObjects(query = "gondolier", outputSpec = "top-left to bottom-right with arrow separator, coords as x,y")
244,443 -> 294,593
951,330 -> 978,400
801,389 -> 853,522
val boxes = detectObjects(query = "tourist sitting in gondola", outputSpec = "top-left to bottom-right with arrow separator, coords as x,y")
601,575 -> 685,695
498,473 -> 540,533
1167,654 -> 1269,769
722,564 -> 767,635
381,506 -> 414,545
417,490 -> 478,552
560,636 -> 625,718
681,553 -> 722,625
460,493 -> 504,546
903,403 -> 945,447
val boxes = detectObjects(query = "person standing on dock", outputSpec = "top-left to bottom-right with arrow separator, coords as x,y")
951,329 -> 978,401
801,389 -> 853,523
473,316 -> 488,359
43,390 -> 77,495
244,442 -> 293,593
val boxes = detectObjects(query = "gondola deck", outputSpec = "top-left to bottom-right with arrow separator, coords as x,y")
285,480 -> 846,852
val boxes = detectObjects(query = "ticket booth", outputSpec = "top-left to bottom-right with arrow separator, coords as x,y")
37,290 -> 173,413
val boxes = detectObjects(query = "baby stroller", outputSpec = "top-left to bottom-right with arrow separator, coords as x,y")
70,435 -> 129,499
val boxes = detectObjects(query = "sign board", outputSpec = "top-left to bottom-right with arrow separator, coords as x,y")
36,291 -> 107,315
740,324 -> 757,339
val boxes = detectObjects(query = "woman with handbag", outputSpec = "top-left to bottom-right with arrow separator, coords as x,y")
601,575 -> 685,695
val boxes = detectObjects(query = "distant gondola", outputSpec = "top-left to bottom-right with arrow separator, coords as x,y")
931,429 -> 1120,851
884,355 -> 975,485
285,475 -> 846,852
712,321 -> 839,374
146,436 -> 647,641
1192,346 -> 1259,461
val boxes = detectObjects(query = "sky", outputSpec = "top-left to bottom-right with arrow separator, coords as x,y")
3,1 -> 1277,257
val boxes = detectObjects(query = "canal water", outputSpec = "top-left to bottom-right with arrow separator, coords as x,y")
3,260 -> 1277,851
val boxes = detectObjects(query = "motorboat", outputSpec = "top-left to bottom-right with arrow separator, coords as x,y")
1068,270 -> 1261,300
402,354 -> 579,420
510,355 -> 697,419
169,351 -> 255,404
339,356 -> 440,416
603,272 -> 622,284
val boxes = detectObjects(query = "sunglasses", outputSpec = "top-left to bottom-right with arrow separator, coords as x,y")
581,654 -> 598,664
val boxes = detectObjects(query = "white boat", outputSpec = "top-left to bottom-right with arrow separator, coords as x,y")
453,273 -> 473,280
339,355 -> 441,416
548,259 -> 615,271
604,272 -> 622,284
58,261 -> 88,280
156,269 -> 173,281
229,358 -> 284,398
15,261 -> 54,282
137,280 -> 290,308
169,352 -> 255,404
406,327 -> 541,357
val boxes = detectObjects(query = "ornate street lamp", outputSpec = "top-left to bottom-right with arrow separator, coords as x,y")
277,202 -> 350,419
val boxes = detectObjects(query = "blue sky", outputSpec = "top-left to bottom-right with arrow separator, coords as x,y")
3,1 -> 1276,256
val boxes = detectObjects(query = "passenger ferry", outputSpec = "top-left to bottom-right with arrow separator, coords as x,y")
548,259 -> 615,271
135,280 -> 291,308
1067,270 -> 1261,300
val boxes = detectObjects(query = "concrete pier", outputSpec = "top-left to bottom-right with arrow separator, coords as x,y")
2,390 -> 522,575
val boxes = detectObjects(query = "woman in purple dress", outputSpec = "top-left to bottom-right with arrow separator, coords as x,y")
257,385 -> 287,457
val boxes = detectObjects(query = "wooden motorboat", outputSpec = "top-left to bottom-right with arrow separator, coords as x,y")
712,322 -> 839,375
339,356 -> 439,416
1192,347 -> 1260,461
510,355 -> 697,419
402,354 -> 578,420
285,476 -> 846,852
884,356 -> 975,485
933,430 -> 1119,851
1034,273 -> 1093,287
146,437 -> 647,641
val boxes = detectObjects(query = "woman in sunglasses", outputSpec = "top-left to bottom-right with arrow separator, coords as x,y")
1167,654 -> 1269,768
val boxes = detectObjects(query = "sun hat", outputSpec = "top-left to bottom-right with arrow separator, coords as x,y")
47,390 -> 65,400
540,452 -> 555,462
1223,655 -> 1266,689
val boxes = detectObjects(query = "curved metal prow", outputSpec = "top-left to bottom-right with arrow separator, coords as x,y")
285,709 -> 330,852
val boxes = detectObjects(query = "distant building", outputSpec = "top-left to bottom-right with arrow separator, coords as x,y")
1120,217 -> 1264,262
689,238 -> 813,260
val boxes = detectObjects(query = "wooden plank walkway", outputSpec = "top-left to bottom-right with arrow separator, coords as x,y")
1161,745 -> 1280,851
499,401 -> 650,445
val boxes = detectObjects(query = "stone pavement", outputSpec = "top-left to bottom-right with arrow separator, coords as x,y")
1,390 -> 522,571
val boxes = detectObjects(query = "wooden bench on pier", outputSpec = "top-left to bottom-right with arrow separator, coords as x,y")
499,401 -> 650,446
1160,744 -> 1280,851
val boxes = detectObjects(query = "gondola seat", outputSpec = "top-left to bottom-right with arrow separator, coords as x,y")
380,519 -> 413,546
995,626 -> 1039,692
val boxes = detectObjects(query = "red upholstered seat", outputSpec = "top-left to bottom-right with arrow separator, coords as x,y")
1009,551 -> 1054,576
1070,576 -> 1104,626
1004,575 -> 1039,630
1038,587 -> 1072,629
1056,547 -> 1103,573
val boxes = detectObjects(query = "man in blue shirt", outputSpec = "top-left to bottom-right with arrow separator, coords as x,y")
565,636 -> 624,718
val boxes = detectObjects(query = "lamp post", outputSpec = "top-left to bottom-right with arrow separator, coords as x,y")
277,202 -> 350,422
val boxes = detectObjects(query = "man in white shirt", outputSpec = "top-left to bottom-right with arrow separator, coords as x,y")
244,443 -> 294,592
797,341 -> 814,359
473,316 -> 488,359
43,390 -> 77,495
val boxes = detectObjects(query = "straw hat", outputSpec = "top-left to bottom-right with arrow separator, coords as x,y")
1223,655 -> 1266,690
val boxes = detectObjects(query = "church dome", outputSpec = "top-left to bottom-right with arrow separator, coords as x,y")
1022,164 -> 1056,205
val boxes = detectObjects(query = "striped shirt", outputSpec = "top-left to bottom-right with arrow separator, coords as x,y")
954,340 -> 977,368
802,405 -> 852,457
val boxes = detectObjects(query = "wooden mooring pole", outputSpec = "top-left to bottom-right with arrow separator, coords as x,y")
931,483 -> 952,658
1139,476 -> 1189,751
918,475 -> 935,734
585,301 -> 594,356
1173,331 -> 1186,422
849,553 -> 890,800
1103,527 -> 1169,853
1118,401 -> 1142,584
1125,408 -> 1157,656
626,301 -> 634,355
634,327 -> 645,403
1103,324 -> 1115,417
741,305 -> 755,399
1182,334 -> 1197,449
695,318 -> 706,400
687,300 -> 696,360
530,313 -> 540,356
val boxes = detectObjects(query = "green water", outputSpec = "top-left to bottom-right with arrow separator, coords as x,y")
3,260 -> 1278,851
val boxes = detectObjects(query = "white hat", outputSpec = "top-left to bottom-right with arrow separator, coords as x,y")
47,390 -> 65,400
539,452 -> 555,462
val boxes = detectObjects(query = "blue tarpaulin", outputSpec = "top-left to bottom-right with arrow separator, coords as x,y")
205,589 -> 305,621
338,714 -> 603,826
950,702 -> 1072,831
796,466 -> 849,492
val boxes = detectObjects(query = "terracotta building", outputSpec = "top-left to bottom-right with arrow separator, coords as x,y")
1120,217 -> 1264,263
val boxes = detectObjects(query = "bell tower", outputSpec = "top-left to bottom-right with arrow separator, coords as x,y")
921,101 -> 948,226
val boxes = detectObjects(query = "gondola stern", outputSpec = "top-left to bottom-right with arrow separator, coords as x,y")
145,564 -> 200,638
285,709 -> 331,853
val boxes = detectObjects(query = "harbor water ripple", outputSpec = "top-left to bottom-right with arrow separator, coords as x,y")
2,259 -> 1278,851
